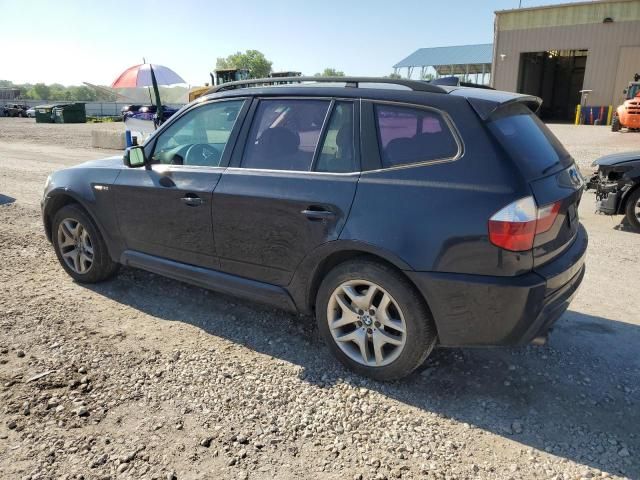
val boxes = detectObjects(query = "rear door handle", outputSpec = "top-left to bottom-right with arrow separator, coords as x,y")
180,195 -> 204,207
301,208 -> 335,220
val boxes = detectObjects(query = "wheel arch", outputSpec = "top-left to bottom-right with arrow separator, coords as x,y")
289,241 -> 431,317
619,181 -> 640,215
44,191 -> 100,242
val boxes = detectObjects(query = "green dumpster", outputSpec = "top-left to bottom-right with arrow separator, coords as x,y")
53,103 -> 86,123
35,105 -> 56,123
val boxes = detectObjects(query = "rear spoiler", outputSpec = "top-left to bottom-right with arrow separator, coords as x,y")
430,76 -> 495,90
447,88 -> 542,120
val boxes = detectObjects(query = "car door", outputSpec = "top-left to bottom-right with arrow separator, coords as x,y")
113,98 -> 249,269
212,97 -> 360,285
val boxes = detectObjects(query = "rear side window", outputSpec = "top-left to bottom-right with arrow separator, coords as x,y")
241,99 -> 330,171
487,103 -> 572,178
375,104 -> 459,168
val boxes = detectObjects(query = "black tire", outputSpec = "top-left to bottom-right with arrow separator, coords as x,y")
611,114 -> 621,132
316,259 -> 437,381
52,204 -> 120,283
624,188 -> 640,232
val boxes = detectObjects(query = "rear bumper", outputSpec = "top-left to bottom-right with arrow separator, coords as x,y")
406,224 -> 588,347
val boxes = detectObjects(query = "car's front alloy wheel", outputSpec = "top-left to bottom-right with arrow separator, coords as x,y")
57,218 -> 94,274
52,204 -> 119,283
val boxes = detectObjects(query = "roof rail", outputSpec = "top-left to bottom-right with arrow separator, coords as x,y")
206,76 -> 447,94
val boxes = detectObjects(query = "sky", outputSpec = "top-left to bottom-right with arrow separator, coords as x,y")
0,0 -> 587,87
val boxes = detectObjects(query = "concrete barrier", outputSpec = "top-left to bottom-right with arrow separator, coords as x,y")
91,130 -> 126,150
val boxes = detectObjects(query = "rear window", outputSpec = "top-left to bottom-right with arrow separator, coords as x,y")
375,104 -> 459,168
487,103 -> 572,178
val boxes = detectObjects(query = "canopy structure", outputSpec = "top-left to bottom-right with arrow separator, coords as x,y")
393,43 -> 493,84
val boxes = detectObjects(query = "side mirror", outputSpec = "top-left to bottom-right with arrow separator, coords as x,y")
124,146 -> 147,168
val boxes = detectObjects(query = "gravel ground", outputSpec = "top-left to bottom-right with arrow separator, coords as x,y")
0,117 -> 639,480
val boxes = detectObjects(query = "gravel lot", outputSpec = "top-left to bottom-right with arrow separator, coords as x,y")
0,117 -> 639,480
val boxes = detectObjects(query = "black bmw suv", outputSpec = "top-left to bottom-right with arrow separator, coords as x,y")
42,77 -> 587,380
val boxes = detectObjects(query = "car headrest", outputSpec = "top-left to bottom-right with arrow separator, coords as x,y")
257,127 -> 300,156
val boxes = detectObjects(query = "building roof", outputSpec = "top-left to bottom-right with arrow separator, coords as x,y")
393,44 -> 493,68
495,0 -> 634,14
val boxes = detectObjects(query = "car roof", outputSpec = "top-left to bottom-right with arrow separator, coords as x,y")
197,82 -> 541,119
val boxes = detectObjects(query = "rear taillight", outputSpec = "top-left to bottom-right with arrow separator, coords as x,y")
488,196 -> 561,251
535,201 -> 561,234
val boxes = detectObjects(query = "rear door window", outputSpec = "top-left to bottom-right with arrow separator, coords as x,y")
314,102 -> 356,173
487,103 -> 572,178
241,99 -> 330,171
374,104 -> 459,168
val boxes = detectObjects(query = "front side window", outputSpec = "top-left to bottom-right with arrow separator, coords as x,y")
375,104 -> 458,168
152,99 -> 245,167
241,99 -> 330,171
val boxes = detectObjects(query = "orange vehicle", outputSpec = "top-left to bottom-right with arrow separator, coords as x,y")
612,73 -> 640,132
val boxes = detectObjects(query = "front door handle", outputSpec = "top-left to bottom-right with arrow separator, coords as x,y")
180,195 -> 204,207
301,208 -> 335,220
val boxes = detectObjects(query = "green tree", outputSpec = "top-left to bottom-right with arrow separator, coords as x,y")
314,68 -> 345,77
32,83 -> 51,100
384,72 -> 402,79
215,50 -> 272,79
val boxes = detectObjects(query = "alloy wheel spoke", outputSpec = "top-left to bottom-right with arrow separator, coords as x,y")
361,285 -> 378,309
336,329 -> 369,364
79,253 -> 92,272
61,220 -> 76,241
372,330 -> 386,366
59,232 -> 74,248
374,328 -> 403,347
331,305 -> 360,329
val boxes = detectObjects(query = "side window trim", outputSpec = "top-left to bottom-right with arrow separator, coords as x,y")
311,99 -> 361,174
365,100 -> 464,173
309,99 -> 336,172
147,97 -> 250,169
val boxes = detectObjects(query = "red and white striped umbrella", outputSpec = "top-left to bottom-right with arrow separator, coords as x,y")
111,63 -> 185,88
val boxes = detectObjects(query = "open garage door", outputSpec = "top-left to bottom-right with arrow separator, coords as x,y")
517,50 -> 587,122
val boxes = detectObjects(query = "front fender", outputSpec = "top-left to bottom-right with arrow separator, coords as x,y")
42,169 -> 124,262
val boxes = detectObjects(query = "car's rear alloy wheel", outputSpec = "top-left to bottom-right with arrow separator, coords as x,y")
327,280 -> 407,367
316,259 -> 437,381
57,218 -> 94,274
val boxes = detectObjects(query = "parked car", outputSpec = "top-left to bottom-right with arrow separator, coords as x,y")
26,106 -> 36,118
41,77 -> 587,380
122,104 -> 181,135
120,104 -> 143,116
586,151 -> 640,230
4,103 -> 28,117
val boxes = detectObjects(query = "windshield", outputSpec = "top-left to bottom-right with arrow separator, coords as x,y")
487,103 -> 572,178
628,84 -> 640,99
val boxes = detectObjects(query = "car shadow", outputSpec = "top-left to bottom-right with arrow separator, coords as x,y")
0,194 -> 16,205
83,267 -> 639,478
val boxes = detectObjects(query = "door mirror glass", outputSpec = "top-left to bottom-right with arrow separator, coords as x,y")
125,146 -> 146,168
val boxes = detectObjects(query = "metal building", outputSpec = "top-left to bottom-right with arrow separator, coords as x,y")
492,0 -> 640,122
393,44 -> 493,84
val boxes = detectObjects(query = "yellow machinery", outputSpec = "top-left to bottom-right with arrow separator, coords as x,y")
189,68 -> 251,102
